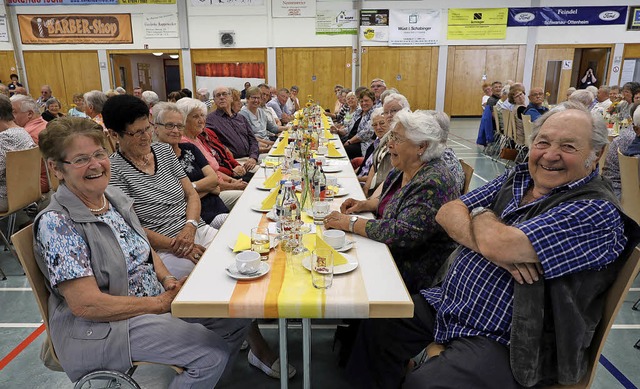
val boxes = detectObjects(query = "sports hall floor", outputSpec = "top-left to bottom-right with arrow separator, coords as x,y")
0,118 -> 638,388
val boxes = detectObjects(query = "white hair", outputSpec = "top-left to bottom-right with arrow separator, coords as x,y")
141,90 -> 159,106
10,95 -> 40,116
391,109 -> 446,163
568,89 -> 595,108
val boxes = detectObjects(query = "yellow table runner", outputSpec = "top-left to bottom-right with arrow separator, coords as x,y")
229,215 -> 369,318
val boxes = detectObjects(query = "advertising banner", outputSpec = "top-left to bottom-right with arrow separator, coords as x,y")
317,7 -> 357,35
18,14 -> 133,44
388,9 -> 440,46
8,0 -> 175,4
508,6 -> 627,27
273,0 -> 315,18
627,6 -> 640,31
144,13 -> 178,38
360,9 -> 388,42
448,8 -> 507,40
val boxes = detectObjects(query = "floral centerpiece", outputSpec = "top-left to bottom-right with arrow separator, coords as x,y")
604,101 -> 632,136
294,95 -> 323,211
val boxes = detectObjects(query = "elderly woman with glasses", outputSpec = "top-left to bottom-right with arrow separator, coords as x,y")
152,102 -> 229,227
34,117 -> 250,387
105,95 -> 215,279
324,110 -> 460,293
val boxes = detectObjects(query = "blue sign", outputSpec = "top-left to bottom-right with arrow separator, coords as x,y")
7,0 -> 118,5
508,6 -> 628,27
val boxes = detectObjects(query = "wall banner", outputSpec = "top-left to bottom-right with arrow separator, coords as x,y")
144,13 -> 178,38
191,0 -> 264,6
447,8 -> 507,40
627,6 -> 640,31
273,0 -> 315,18
18,14 -> 133,44
388,9 -> 440,46
316,8 -> 358,35
508,6 -> 627,27
360,9 -> 388,42
8,0 -> 118,4
0,16 -> 8,42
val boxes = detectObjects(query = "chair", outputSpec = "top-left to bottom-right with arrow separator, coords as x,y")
522,115 -> 533,144
617,149 -> 640,225
0,147 -> 42,280
459,159 -> 474,195
45,161 -> 59,192
423,246 -> 640,389
11,225 -> 183,389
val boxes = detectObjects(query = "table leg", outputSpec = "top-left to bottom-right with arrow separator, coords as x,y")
279,318 -> 288,389
303,318 -> 311,389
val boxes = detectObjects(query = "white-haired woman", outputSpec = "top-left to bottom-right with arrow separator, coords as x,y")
324,110 -> 460,293
176,97 -> 246,210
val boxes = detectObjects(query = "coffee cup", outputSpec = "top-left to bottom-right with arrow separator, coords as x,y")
323,230 -> 346,249
236,251 -> 261,274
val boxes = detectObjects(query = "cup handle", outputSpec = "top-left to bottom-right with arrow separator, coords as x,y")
238,262 -> 248,274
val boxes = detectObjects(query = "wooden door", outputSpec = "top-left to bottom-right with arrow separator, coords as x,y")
24,51 -> 100,111
361,46 -> 439,110
578,48 -> 609,88
112,54 -> 133,91
532,46 -> 574,104
0,51 -> 17,87
276,47 -> 352,110
444,45 -> 525,116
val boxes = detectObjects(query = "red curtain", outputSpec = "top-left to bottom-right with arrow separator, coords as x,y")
195,63 -> 265,78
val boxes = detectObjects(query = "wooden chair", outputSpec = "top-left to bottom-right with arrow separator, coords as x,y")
45,161 -> 59,192
618,149 -> 640,224
459,159 -> 474,195
597,143 -> 610,176
11,225 -> 183,389
423,246 -> 640,389
0,147 -> 41,280
521,115 -> 533,145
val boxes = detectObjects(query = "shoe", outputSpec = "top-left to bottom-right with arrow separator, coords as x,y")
240,340 -> 249,351
247,349 -> 296,379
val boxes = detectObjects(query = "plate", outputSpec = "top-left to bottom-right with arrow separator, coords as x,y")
250,203 -> 271,213
322,165 -> 342,173
256,184 -> 278,191
334,240 -> 355,252
301,253 -> 358,275
333,188 -> 349,197
225,262 -> 270,280
326,154 -> 346,159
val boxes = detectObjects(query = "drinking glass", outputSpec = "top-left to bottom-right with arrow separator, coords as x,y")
251,227 -> 271,260
312,200 -> 331,225
325,176 -> 338,201
312,248 -> 333,289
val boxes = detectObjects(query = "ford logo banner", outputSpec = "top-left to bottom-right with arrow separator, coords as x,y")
508,6 -> 627,26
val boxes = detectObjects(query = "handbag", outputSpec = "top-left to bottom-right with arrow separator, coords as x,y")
499,147 -> 518,161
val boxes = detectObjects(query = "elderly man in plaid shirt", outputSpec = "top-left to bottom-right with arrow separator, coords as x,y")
346,102 -> 637,388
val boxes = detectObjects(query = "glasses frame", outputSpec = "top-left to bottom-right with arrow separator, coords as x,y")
61,148 -> 109,168
155,122 -> 186,131
123,122 -> 153,138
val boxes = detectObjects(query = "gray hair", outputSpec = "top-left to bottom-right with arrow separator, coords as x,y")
530,101 -> 608,167
141,90 -> 159,107
83,90 -> 108,114
10,95 -> 40,116
391,109 -> 446,163
633,104 -> 640,127
599,85 -> 611,93
115,86 -> 126,94
176,97 -> 207,120
371,107 -> 384,121
152,101 -> 183,125
424,110 -> 451,143
586,85 -> 598,96
380,88 -> 399,104
566,87 -> 577,96
501,85 -> 511,96
568,89 -> 594,108
45,97 -> 61,108
383,93 -> 410,110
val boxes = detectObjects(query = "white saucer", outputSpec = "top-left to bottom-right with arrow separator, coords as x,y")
333,240 -> 355,252
225,262 -> 270,280
250,203 -> 271,212
256,184 -> 278,191
326,154 -> 346,159
322,166 -> 342,173
301,252 -> 358,274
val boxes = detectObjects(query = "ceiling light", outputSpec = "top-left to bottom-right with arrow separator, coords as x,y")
169,54 -> 179,59
152,52 -> 163,57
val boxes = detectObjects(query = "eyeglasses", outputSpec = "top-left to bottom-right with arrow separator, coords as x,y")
388,131 -> 407,144
124,123 -> 153,138
214,92 -> 229,98
383,108 -> 401,117
249,96 -> 262,100
62,149 -> 109,168
371,84 -> 385,89
156,122 -> 185,131
530,93 -> 544,97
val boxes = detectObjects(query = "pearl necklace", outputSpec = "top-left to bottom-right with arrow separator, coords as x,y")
88,195 -> 107,213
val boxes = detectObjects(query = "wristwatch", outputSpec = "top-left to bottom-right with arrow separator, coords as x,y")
349,216 -> 358,232
470,207 -> 492,219
185,219 -> 198,228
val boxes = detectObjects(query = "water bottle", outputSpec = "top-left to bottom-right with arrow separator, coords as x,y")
281,181 -> 301,251
274,179 -> 288,233
312,160 -> 327,201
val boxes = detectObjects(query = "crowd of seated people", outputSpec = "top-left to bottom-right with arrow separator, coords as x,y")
2,75 -> 636,389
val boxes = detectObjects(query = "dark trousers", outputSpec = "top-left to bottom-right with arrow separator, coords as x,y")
346,294 -> 524,389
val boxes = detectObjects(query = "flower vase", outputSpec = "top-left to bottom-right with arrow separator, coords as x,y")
299,158 -> 314,214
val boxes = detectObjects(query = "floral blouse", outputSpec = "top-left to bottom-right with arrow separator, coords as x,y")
365,158 -> 460,293
36,206 -> 164,297
346,107 -> 375,155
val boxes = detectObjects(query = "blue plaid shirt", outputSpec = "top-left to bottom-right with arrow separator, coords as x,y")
421,164 -> 627,346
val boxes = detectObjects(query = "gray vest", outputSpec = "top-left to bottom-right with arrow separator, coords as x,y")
33,184 -> 149,381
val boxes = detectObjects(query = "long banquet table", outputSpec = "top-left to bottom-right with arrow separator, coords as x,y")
171,133 -> 413,389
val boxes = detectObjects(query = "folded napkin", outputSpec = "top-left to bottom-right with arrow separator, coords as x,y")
233,232 -> 251,252
260,186 -> 280,210
281,132 -> 289,143
263,167 -> 282,189
316,235 -> 348,266
327,143 -> 342,158
322,115 -> 331,130
324,128 -> 332,139
270,140 -> 287,156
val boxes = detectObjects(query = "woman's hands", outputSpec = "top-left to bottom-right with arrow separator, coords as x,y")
156,277 -> 187,313
340,198 -> 372,214
171,224 -> 196,257
323,211 -> 350,231
185,244 -> 206,264
233,165 -> 247,177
